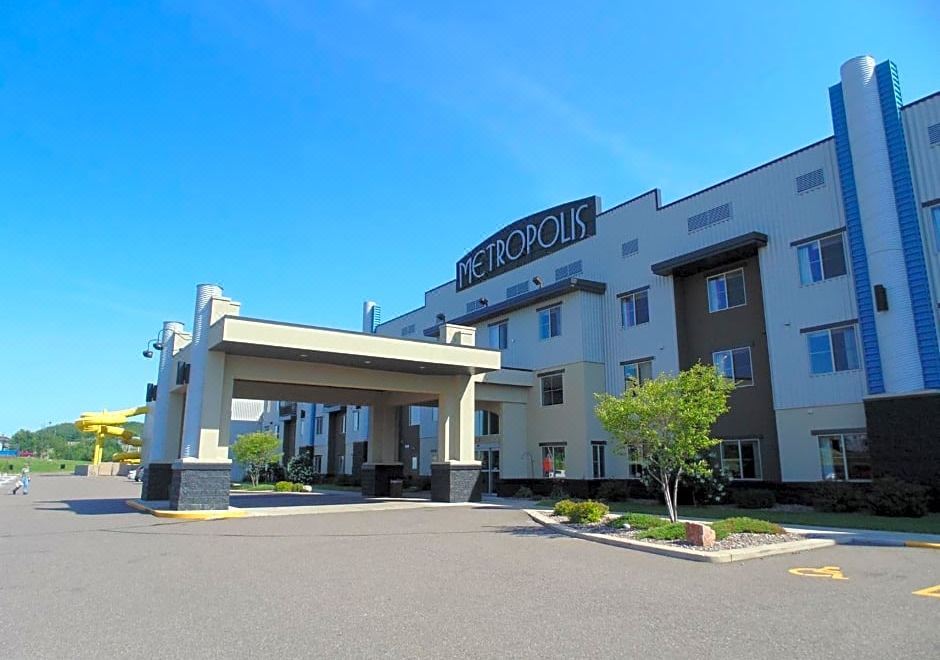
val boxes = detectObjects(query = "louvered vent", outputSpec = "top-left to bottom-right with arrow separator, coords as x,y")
929,123 -> 940,146
466,299 -> 484,313
796,168 -> 825,193
401,324 -> 415,337
506,281 -> 530,298
554,260 -> 583,281
687,203 -> 732,232
621,239 -> 639,257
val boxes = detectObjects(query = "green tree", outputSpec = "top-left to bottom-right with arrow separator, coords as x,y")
594,363 -> 735,522
231,431 -> 282,487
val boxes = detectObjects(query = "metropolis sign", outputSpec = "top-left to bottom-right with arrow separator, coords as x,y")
456,196 -> 598,291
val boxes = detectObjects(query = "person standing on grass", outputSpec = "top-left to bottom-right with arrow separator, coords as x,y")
11,466 -> 29,495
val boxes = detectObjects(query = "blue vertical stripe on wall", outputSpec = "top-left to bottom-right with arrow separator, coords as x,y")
829,82 -> 885,394
874,61 -> 940,389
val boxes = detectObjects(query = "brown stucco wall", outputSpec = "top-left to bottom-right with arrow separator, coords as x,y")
673,255 -> 781,481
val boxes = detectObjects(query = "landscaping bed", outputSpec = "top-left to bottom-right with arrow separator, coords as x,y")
547,512 -> 804,552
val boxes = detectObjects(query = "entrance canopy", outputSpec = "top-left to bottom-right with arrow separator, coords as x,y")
144,285 -> 520,510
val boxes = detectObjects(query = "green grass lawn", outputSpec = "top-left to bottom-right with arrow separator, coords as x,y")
534,499 -> 940,535
1,458 -> 89,474
230,483 -> 276,491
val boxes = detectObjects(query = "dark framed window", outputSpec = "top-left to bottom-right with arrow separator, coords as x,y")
541,445 -> 566,478
540,373 -> 564,406
538,305 -> 561,340
720,439 -> 762,480
818,433 -> 871,481
712,347 -> 754,387
620,290 -> 650,327
707,268 -> 746,312
488,321 -> 508,350
592,443 -> 606,479
808,325 -> 859,374
623,360 -> 653,389
797,234 -> 847,285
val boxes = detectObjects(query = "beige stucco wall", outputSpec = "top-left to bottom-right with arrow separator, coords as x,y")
776,403 -> 867,481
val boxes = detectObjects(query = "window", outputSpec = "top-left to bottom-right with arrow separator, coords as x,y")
489,321 -> 508,350
540,373 -> 564,406
351,408 -> 360,432
541,445 -> 566,478
315,416 -> 323,435
475,410 -> 500,436
340,414 -> 346,434
623,360 -> 653,389
807,325 -> 859,374
538,305 -> 561,340
408,406 -> 421,426
707,268 -> 746,312
797,234 -> 847,285
313,455 -> 322,473
620,290 -> 650,327
626,447 -> 645,478
719,439 -> 762,480
932,207 -> 940,248
431,407 -> 438,422
592,443 -> 606,479
401,324 -> 415,337
818,433 -> 871,481
712,347 -> 753,386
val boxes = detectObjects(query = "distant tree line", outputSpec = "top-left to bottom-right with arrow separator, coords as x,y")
9,421 -> 144,462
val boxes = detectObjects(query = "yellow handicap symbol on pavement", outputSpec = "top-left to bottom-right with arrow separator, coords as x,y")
788,566 -> 848,580
912,584 -> 940,599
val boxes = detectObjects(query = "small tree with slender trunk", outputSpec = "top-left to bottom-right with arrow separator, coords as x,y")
231,431 -> 282,487
594,363 -> 734,522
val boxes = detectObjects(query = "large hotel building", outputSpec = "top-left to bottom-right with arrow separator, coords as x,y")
143,55 -> 940,507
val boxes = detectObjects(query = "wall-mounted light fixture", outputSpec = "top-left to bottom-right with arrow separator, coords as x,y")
436,313 -> 446,323
479,297 -> 489,306
532,276 -> 543,288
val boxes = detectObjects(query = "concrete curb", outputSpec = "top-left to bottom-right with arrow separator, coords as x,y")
126,499 -> 248,520
905,541 -> 940,550
524,510 -> 835,563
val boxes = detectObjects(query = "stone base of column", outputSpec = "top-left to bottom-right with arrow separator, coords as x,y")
141,462 -> 173,501
431,462 -> 482,503
361,463 -> 404,497
169,461 -> 232,511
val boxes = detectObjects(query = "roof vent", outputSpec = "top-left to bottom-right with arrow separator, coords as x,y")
401,324 -> 416,337
506,281 -> 530,299
554,260 -> 583,281
621,239 -> 639,257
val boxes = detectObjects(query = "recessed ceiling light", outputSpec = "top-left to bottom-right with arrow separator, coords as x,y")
364,360 -> 372,365
299,353 -> 308,358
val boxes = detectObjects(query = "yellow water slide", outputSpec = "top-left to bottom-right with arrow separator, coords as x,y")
75,405 -> 148,464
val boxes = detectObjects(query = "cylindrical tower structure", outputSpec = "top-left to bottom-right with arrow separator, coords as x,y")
839,55 -> 922,392
147,320 -> 184,464
180,284 -> 223,459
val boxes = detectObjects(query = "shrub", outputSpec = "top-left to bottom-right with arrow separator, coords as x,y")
682,465 -> 731,505
813,481 -> 867,513
711,517 -> 784,540
868,477 -> 929,518
513,486 -> 535,499
595,481 -> 629,502
290,482 -> 305,492
549,484 -> 570,500
274,481 -> 293,492
286,455 -> 316,485
619,513 -> 671,530
553,499 -> 579,518
732,488 -> 776,509
637,522 -> 687,540
569,500 -> 609,524
608,515 -> 631,529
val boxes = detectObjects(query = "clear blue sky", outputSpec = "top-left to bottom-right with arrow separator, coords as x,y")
0,1 -> 937,433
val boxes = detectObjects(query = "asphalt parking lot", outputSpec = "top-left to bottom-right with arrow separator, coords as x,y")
1,475 -> 937,659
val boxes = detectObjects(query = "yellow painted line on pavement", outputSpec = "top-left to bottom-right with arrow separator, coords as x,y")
912,584 -> 940,599
905,541 -> 940,550
788,566 -> 848,580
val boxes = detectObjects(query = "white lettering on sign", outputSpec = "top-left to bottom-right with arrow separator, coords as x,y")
456,197 -> 597,291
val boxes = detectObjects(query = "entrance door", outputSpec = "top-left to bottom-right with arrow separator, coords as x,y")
476,446 -> 500,494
